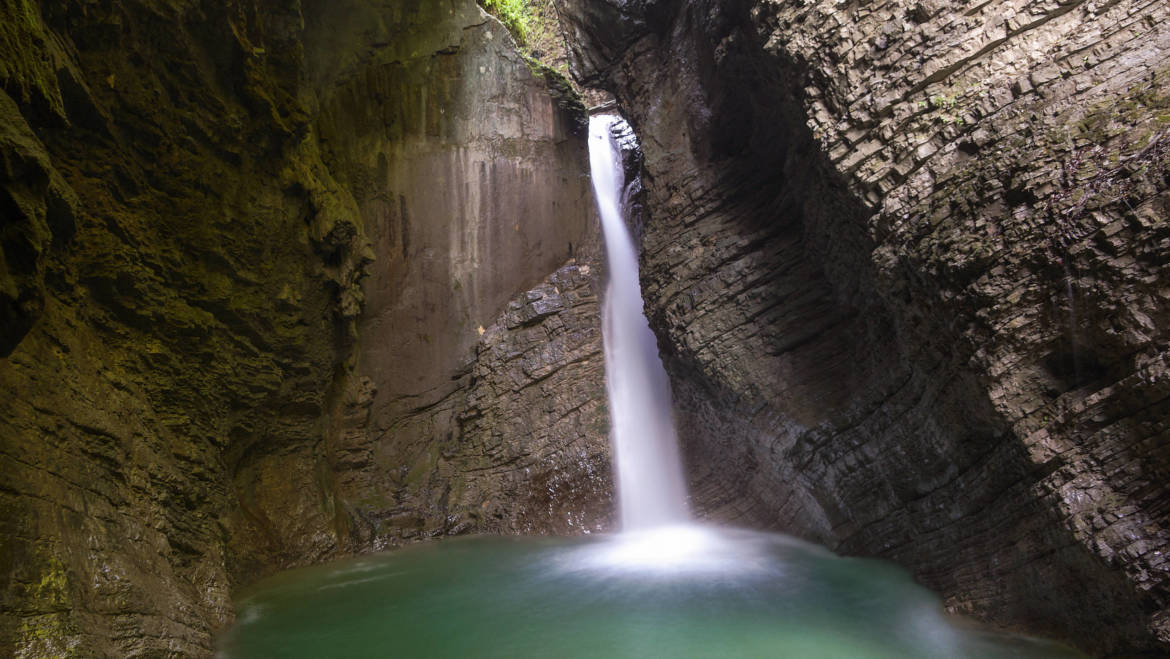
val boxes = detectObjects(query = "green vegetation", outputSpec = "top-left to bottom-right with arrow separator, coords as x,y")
480,0 -> 533,44
478,0 -> 563,64
16,554 -> 81,658
915,91 -> 965,125
478,0 -> 583,118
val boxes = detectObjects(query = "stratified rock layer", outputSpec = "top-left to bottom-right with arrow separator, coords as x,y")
0,1 -> 608,656
557,0 -> 1169,654
225,0 -> 610,577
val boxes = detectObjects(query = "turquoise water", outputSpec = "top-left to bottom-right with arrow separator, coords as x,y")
217,527 -> 1084,659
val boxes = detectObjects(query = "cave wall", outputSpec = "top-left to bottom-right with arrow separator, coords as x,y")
556,0 -> 1170,655
1,2 -> 361,654
0,1 -> 609,655
226,0 -> 612,579
331,0 -> 613,542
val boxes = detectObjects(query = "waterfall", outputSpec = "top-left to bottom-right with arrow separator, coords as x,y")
588,114 -> 691,531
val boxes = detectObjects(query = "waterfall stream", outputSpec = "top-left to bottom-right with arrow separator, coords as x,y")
588,114 -> 691,531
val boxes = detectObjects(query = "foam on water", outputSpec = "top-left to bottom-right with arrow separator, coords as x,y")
553,524 -> 822,578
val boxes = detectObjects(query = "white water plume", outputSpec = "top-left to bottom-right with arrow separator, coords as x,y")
589,114 -> 690,532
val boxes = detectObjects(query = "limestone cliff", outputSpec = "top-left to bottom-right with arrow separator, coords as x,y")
0,0 -> 608,655
556,0 -> 1170,655
225,0 -> 611,579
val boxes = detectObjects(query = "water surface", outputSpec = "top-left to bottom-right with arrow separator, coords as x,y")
218,526 -> 1084,659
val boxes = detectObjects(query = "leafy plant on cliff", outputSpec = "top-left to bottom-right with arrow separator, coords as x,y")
479,0 -> 532,44
478,0 -> 564,62
477,0 -> 583,116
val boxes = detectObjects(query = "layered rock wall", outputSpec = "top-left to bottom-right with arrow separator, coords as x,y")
1,2 -> 361,653
557,0 -> 1170,654
0,1 -> 609,655
226,0 -> 611,578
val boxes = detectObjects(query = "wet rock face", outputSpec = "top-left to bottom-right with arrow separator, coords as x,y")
0,0 -> 608,655
1,2 -> 354,654
331,261 -> 613,545
0,93 -> 77,356
557,0 -> 1170,654
228,0 -> 609,576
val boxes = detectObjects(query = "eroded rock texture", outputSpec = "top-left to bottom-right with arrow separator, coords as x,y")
0,1 -> 608,655
557,0 -> 1170,654
226,0 -> 611,579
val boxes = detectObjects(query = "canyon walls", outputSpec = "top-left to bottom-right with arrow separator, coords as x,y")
0,1 -> 608,655
4,0 -> 1167,654
226,0 -> 612,580
556,0 -> 1169,655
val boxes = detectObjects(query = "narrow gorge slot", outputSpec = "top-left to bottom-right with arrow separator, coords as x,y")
2,1 -> 1167,656
214,113 -> 1086,659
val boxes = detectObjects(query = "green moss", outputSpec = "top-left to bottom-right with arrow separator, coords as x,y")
22,554 -> 68,610
16,614 -> 81,659
0,0 -> 66,118
1070,67 -> 1170,148
15,554 -> 82,658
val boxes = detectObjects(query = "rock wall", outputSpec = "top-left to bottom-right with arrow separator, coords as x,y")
1,2 -> 360,654
0,0 -> 609,655
556,0 -> 1170,655
226,0 -> 611,579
